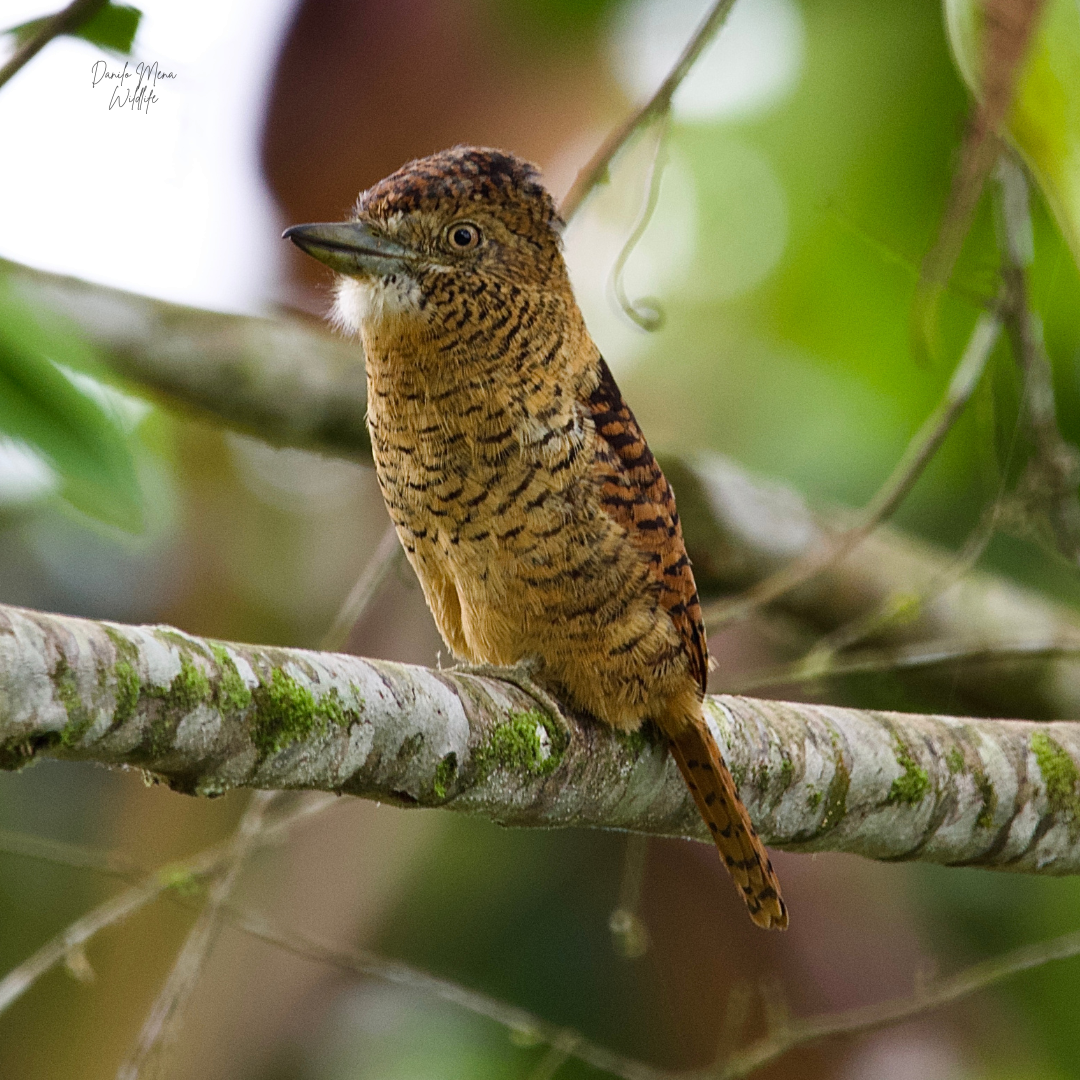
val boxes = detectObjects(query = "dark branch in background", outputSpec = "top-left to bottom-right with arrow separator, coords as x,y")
559,0 -> 738,219
703,308 -> 1001,629
0,0 -> 107,91
727,640 -> 1080,696
2,257 -> 371,459
666,453 -> 1080,720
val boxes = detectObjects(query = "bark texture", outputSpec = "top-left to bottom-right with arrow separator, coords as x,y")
3,602 -> 1079,874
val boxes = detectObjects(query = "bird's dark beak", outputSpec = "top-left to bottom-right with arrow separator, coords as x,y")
282,221 -> 413,276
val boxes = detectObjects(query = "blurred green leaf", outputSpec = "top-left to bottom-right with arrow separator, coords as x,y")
0,279 -> 144,531
944,0 -> 1080,270
5,4 -> 142,56
72,3 -> 141,53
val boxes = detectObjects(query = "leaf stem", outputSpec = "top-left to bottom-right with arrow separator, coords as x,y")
0,0 -> 109,92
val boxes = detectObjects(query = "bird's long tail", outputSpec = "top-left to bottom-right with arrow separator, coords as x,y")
666,712 -> 788,930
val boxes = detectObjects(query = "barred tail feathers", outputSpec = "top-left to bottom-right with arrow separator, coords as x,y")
667,715 -> 788,930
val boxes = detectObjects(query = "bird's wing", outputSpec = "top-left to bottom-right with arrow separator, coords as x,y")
585,357 -> 708,694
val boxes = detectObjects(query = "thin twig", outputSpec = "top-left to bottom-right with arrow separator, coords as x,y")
5,821 -> 1080,1080
912,0 -> 1046,357
526,1031 -> 585,1080
559,0 -> 738,220
722,496 -> 1003,694
209,901 -> 1080,1080
0,0 -> 108,91
737,153 -> 1071,697
0,873 -> 168,1018
116,791 -> 277,1080
214,904 -> 671,1080
0,826 -> 143,879
320,522 -> 403,651
994,155 -> 1080,561
704,309 -> 1002,630
801,496 -> 1000,660
0,826 -> 651,1080
0,794 -> 338,1018
717,927 -> 1080,1078
725,639 -> 1080,695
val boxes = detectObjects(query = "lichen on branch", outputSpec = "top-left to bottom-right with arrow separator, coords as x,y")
2,601 -> 1079,875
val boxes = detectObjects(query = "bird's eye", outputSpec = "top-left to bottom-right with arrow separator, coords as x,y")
446,222 -> 481,251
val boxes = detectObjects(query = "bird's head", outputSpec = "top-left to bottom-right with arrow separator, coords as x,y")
284,146 -> 568,344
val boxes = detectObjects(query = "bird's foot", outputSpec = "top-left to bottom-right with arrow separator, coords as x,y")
450,658 -> 570,736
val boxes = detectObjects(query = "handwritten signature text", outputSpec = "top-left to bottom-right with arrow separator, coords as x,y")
90,60 -> 177,114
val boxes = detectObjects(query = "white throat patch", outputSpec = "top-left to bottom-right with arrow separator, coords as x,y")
332,274 -> 424,335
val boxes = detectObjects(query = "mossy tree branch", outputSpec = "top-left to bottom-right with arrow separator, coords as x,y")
2,257 -> 371,458
9,255 -> 1080,720
3,601 -> 1080,874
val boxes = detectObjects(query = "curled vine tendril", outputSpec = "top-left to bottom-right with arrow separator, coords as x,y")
609,117 -> 670,332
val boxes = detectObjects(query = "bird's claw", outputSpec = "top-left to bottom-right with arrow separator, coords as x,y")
450,659 -> 570,735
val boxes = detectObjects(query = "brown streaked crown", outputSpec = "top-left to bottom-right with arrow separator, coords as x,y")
357,146 -> 562,231
347,146 -> 568,291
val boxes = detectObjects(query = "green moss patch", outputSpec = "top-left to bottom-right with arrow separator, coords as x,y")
779,756 -> 795,790
104,636 -> 258,762
136,653 -> 213,760
753,762 -> 769,793
54,655 -> 95,749
817,754 -> 850,834
250,668 -> 361,756
888,738 -> 930,806
148,654 -> 211,713
209,644 -> 253,714
112,660 -> 140,728
104,627 -> 141,729
974,769 -> 997,829
613,724 -> 652,756
434,752 -> 458,800
157,864 -> 204,898
945,746 -> 965,775
473,709 -> 566,779
1031,731 -> 1080,838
